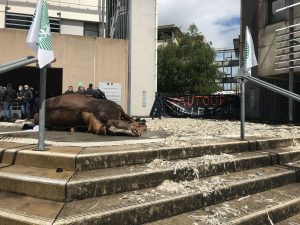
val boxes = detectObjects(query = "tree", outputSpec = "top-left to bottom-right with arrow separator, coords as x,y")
158,24 -> 221,95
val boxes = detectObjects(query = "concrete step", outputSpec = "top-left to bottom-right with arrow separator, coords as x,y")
0,165 -> 74,201
76,138 -> 295,171
277,213 -> 300,224
0,166 -> 294,225
260,146 -> 300,165
67,151 -> 271,201
146,183 -> 300,225
0,151 -> 271,202
51,166 -> 297,224
0,138 -> 295,172
0,191 -> 64,225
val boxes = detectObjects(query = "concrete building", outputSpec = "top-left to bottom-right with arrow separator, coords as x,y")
241,0 -> 300,122
157,24 -> 182,47
0,0 -> 157,116
215,48 -> 239,92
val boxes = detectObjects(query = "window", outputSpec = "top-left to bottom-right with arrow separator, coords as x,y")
84,22 -> 99,37
268,0 -> 285,24
5,12 -> 60,33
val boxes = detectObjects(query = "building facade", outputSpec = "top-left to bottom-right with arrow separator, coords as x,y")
241,0 -> 300,122
215,48 -> 239,92
0,0 -> 157,116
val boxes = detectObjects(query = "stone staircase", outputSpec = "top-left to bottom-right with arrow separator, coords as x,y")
0,138 -> 300,224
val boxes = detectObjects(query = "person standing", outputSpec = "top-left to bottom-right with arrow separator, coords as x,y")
75,86 -> 85,95
85,83 -> 97,98
95,88 -> 107,99
22,85 -> 33,120
3,83 -> 17,120
63,86 -> 74,95
17,85 -> 26,119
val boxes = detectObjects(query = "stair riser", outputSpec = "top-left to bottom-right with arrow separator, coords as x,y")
230,199 -> 300,225
279,151 -> 300,164
0,217 -> 36,225
0,177 -> 66,202
1,150 -> 75,171
0,216 -> 50,225
55,171 -> 296,225
67,155 -> 270,201
76,138 -> 298,171
76,142 -> 251,171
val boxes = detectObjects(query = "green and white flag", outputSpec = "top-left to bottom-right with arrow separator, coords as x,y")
241,26 -> 257,75
26,0 -> 54,68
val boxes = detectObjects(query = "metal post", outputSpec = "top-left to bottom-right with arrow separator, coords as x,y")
240,77 -> 246,140
38,66 -> 47,151
289,0 -> 294,123
127,0 -> 132,116
101,0 -> 105,38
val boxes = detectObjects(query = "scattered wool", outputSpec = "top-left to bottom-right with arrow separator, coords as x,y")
145,154 -> 236,179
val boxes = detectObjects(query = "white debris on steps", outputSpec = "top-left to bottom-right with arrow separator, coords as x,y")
145,154 -> 236,179
147,118 -> 300,146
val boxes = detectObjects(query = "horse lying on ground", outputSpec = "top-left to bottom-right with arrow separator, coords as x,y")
34,94 -> 147,137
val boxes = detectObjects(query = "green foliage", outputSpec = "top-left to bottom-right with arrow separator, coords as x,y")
158,24 -> 222,95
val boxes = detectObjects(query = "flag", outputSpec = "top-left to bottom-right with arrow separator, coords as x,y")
241,26 -> 257,75
26,0 -> 54,68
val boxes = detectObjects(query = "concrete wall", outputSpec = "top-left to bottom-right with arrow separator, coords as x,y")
241,0 -> 261,120
0,29 -> 128,110
60,19 -> 84,36
130,0 -> 157,116
0,4 -> 4,29
255,0 -> 300,77
241,0 -> 300,122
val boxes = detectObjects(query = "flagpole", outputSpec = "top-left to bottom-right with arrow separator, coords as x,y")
240,75 -> 245,140
38,66 -> 47,150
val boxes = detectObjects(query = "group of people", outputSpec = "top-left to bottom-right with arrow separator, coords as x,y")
0,83 -> 39,121
63,83 -> 107,100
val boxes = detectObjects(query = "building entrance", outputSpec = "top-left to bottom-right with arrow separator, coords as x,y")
0,66 -> 63,98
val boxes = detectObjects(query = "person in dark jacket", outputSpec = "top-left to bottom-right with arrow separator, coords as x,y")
21,85 -> 33,120
75,86 -> 85,95
63,86 -> 74,95
150,92 -> 163,120
95,88 -> 107,99
3,83 -> 17,119
85,83 -> 97,98
17,85 -> 25,119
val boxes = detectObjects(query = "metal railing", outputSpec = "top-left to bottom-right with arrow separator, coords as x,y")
239,75 -> 300,140
0,56 -> 37,74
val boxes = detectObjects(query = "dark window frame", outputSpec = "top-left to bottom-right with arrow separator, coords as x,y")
5,12 -> 60,33
268,0 -> 286,24
84,22 -> 99,37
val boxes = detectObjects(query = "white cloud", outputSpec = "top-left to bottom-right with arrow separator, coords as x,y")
158,0 -> 240,48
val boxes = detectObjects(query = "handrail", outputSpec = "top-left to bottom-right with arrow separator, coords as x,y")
0,57 -> 38,75
239,74 -> 300,140
239,75 -> 300,102
0,56 -> 35,69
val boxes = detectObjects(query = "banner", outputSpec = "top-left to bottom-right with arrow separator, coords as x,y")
150,95 -> 240,119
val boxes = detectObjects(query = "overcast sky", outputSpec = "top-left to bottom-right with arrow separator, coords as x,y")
158,0 -> 240,49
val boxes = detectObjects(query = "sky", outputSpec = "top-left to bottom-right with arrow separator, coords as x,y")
158,0 -> 240,49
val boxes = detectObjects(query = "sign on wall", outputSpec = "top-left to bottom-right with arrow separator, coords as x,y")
99,82 -> 122,105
